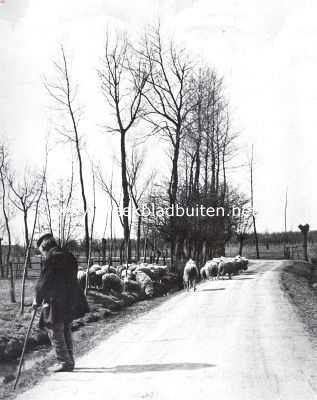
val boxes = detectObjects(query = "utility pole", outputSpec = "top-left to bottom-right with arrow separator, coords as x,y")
250,145 -> 260,259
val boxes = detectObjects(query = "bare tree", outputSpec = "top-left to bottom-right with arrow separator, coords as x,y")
98,168 -> 124,234
108,167 -> 115,265
127,144 -> 156,261
42,160 -> 81,248
19,149 -> 48,314
236,212 -> 253,257
168,64 -> 238,262
0,144 -> 15,302
8,169 -> 40,267
140,24 -> 194,267
44,46 -> 90,261
98,31 -> 148,263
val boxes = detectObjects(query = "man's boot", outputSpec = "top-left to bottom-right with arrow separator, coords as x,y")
48,363 -> 74,373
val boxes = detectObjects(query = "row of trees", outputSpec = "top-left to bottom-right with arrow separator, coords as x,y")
95,25 -> 253,267
0,24 -> 256,308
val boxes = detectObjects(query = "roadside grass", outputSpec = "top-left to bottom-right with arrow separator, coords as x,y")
0,278 -> 36,317
0,279 -> 42,364
0,278 -> 37,335
280,261 -> 317,339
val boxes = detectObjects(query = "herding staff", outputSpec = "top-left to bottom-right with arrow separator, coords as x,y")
13,308 -> 37,390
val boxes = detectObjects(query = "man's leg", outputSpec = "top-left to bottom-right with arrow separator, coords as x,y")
64,322 -> 74,367
47,322 -> 73,370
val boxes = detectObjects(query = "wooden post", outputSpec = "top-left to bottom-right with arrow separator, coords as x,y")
9,261 -> 16,303
102,238 -> 106,264
298,224 -> 309,261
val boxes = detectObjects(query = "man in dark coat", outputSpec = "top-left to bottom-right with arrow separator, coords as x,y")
32,233 -> 89,372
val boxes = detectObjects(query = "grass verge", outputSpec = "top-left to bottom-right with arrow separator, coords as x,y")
280,261 -> 317,339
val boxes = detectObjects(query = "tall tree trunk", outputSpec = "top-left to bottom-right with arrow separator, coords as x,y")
194,105 -> 202,193
23,209 -> 31,271
120,130 -> 130,264
61,48 -> 90,262
204,133 -> 209,197
85,163 -> 96,296
136,215 -> 141,262
238,234 -> 244,256
19,157 -> 47,314
215,124 -> 220,196
168,130 -> 181,270
74,131 -> 89,262
1,171 -> 15,302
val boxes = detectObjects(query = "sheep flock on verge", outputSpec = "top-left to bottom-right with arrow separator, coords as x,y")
77,255 -> 249,297
77,262 -> 178,299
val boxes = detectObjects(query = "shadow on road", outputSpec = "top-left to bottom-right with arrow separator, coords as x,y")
73,363 -> 215,374
242,271 -> 258,275
235,277 -> 254,280
199,288 -> 225,292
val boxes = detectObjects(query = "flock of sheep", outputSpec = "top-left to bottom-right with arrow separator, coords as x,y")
183,255 -> 249,291
77,255 -> 249,298
77,263 -> 179,298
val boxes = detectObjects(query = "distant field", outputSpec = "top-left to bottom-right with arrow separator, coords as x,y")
226,242 -> 317,260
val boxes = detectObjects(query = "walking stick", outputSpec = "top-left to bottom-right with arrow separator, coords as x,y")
13,308 -> 37,390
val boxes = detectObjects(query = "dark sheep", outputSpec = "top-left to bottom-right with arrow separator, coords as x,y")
101,273 -> 123,293
217,259 -> 238,280
200,266 -> 208,280
123,279 -> 141,293
161,272 -> 178,291
235,256 -> 248,271
153,281 -> 168,297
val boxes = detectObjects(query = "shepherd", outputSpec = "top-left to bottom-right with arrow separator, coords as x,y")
32,233 -> 89,372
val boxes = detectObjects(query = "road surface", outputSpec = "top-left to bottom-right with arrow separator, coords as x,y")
16,260 -> 317,400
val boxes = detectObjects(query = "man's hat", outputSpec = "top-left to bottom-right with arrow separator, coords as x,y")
37,233 -> 54,248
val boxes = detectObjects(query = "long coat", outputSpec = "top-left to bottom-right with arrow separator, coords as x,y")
35,247 -> 89,329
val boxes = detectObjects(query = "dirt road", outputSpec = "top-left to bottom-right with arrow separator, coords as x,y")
15,260 -> 317,400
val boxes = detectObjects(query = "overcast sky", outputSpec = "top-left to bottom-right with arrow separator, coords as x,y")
1,0 -> 317,240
